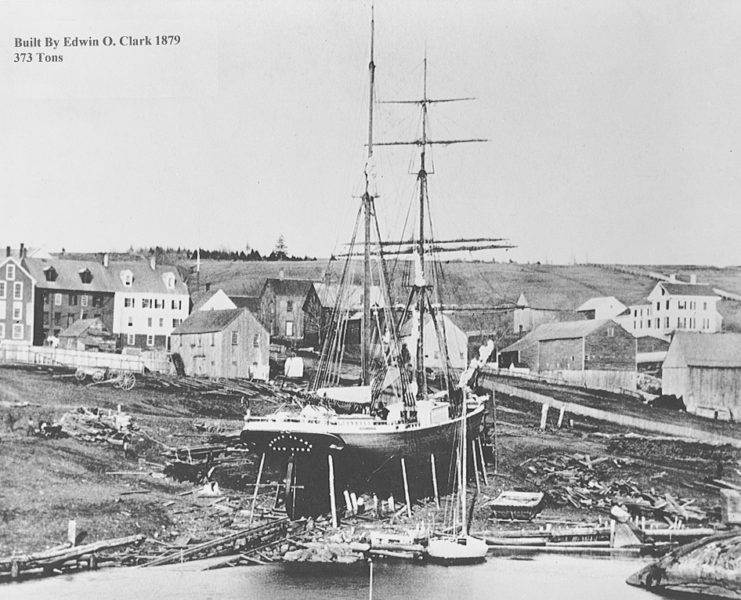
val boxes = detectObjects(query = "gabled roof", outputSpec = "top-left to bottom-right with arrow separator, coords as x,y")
0,256 -> 36,285
310,283 -> 385,310
576,296 -> 628,315
398,313 -> 465,338
230,295 -> 260,313
172,308 -> 244,335
58,317 -> 107,338
502,319 -> 615,353
24,258 -> 114,293
655,282 -> 717,298
264,278 -> 316,297
663,332 -> 741,369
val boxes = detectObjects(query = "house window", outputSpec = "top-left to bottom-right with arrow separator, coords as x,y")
146,334 -> 154,347
12,303 -> 22,320
13,282 -> 22,300
127,316 -> 133,327
6,264 -> 15,280
607,327 -> 615,337
656,302 -> 660,311
159,318 -> 164,327
147,317 -> 152,327
211,333 -> 215,346
0,281 -> 5,299
69,294 -> 77,306
0,323 -> 4,338
285,321 -> 294,337
232,332 -> 239,345
55,293 -> 62,306
665,317 -> 669,328
92,295 -> 100,308
142,299 -> 150,309
703,302 -> 708,310
286,300 -> 294,313
655,318 -> 659,328
54,312 -> 61,326
171,300 -> 177,309
127,333 -> 136,345
665,300 -> 670,310
154,299 -> 161,309
43,266 -> 57,281
12,324 -> 23,339
172,318 -> 181,328
163,273 -> 175,289
124,297 -> 133,308
253,333 -> 259,347
81,295 -> 89,307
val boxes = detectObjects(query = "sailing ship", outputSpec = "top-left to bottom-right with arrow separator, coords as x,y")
240,11 -> 512,518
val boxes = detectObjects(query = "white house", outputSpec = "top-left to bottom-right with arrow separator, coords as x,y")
643,277 -> 722,337
576,296 -> 628,321
400,312 -> 469,371
110,257 -> 190,351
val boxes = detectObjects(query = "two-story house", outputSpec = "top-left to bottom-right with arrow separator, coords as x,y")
629,275 -> 722,338
0,252 -> 35,346
110,257 -> 190,351
259,277 -> 316,342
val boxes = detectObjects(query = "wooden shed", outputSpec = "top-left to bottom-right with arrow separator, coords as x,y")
662,332 -> 741,420
170,308 -> 269,380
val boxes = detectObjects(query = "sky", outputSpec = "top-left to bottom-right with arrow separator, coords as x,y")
2,0 -> 741,265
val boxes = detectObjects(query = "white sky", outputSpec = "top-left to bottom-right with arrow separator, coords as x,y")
2,0 -> 741,265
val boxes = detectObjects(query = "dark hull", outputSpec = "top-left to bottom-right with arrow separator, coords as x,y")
241,405 -> 487,518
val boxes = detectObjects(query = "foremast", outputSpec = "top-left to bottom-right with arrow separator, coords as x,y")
376,56 -> 486,421
361,6 -> 376,387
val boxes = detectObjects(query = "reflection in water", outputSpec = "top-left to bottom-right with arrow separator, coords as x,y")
4,553 -> 659,600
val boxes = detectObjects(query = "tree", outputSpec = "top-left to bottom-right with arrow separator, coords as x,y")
270,235 -> 289,260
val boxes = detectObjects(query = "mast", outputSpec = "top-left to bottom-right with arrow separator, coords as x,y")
361,6 -> 376,386
415,55 -> 429,403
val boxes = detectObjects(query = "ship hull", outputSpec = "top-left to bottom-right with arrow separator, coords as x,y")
241,404 -> 487,518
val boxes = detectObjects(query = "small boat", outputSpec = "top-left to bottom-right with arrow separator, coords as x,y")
427,535 -> 489,566
488,491 -> 545,521
626,529 -> 741,599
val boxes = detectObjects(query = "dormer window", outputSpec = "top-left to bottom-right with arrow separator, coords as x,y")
79,268 -> 93,284
43,266 -> 58,282
120,270 -> 133,287
162,272 -> 176,290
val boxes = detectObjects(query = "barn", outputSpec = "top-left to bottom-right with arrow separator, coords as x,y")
662,332 -> 741,420
170,308 -> 269,380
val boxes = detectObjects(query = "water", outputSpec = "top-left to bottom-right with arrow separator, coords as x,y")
3,552 -> 660,600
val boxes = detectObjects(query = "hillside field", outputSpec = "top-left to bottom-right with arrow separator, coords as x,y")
187,259 -> 741,332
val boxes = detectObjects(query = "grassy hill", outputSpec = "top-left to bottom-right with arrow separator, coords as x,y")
187,259 -> 741,332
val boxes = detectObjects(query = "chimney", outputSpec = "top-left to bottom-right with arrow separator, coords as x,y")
149,255 -> 156,270
5,246 -> 9,258
690,274 -> 697,284
279,269 -> 285,281
19,243 -> 24,258
103,253 -> 109,268
669,274 -> 677,283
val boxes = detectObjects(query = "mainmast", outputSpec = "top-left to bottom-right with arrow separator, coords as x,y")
361,7 -> 376,386
375,54 -> 487,421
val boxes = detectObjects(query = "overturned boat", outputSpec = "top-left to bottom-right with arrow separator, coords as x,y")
626,530 -> 741,599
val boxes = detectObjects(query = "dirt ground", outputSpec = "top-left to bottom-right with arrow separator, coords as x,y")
1,364 -> 739,557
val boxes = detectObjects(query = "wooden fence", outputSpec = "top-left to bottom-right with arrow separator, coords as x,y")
0,345 -> 171,374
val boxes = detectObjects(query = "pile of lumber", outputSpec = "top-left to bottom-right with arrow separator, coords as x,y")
58,406 -> 135,443
520,452 -> 709,522
0,534 -> 145,580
